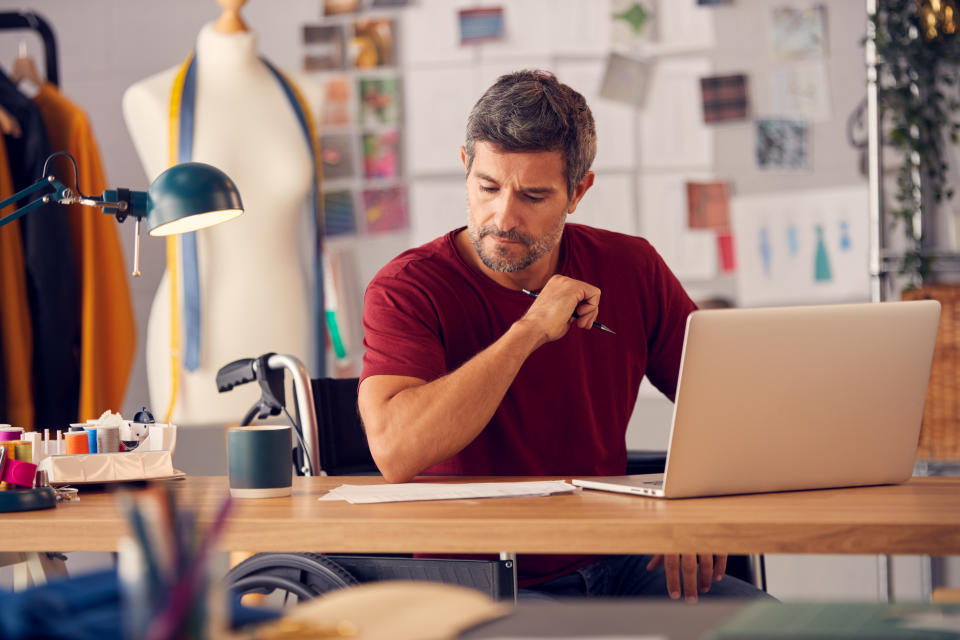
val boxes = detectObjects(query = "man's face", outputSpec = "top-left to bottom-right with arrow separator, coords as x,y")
463,141 -> 573,273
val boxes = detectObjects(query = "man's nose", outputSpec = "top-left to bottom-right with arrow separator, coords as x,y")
491,191 -> 522,231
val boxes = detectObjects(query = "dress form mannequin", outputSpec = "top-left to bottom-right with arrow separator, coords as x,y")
123,3 -> 322,425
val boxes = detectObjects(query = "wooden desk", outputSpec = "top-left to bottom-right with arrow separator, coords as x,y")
1,476 -> 958,556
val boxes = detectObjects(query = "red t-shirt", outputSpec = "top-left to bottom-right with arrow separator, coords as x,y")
361,223 -> 696,585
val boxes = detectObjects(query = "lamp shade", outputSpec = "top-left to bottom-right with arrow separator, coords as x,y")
147,162 -> 243,236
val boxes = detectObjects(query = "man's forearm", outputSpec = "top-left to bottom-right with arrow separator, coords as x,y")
362,319 -> 546,482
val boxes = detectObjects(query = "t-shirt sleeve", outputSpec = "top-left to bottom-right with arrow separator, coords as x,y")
360,273 -> 448,385
642,247 -> 697,401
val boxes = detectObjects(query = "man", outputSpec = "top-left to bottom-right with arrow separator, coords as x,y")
358,70 -> 765,602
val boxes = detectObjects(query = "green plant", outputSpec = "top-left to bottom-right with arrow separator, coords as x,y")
871,0 -> 960,288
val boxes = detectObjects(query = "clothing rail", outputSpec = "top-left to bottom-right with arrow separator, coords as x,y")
0,11 -> 58,87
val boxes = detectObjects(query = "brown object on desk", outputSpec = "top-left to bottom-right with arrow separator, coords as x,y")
903,284 -> 960,460
253,581 -> 508,640
0,476 -> 959,557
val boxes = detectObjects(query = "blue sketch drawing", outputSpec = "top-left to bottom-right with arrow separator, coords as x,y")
787,224 -> 798,256
759,227 -> 772,275
839,220 -> 851,250
814,224 -> 832,282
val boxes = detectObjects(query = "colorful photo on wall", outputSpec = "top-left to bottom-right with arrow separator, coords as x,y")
686,181 -> 731,230
321,76 -> 352,128
700,73 -> 749,123
304,25 -> 345,71
363,186 -> 409,234
459,7 -> 505,45
324,190 -> 357,236
359,77 -> 400,127
770,5 -> 827,60
362,131 -> 401,179
324,0 -> 360,16
351,19 -> 396,68
756,118 -> 809,171
320,134 -> 355,180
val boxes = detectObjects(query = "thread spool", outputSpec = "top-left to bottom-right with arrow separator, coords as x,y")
96,425 -> 120,453
0,427 -> 23,442
64,431 -> 89,455
13,442 -> 31,462
84,428 -> 98,454
2,458 -> 37,488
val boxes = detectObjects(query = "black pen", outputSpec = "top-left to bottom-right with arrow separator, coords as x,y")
521,288 -> 616,335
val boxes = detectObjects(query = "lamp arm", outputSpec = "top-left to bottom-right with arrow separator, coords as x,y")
0,175 -> 70,229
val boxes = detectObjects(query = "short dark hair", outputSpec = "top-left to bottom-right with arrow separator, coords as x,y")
464,69 -> 597,198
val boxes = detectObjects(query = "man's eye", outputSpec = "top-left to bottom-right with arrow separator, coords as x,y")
479,185 -> 498,193
525,195 -> 544,203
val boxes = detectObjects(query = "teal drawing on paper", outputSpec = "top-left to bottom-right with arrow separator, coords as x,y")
787,224 -> 798,256
814,224 -> 832,282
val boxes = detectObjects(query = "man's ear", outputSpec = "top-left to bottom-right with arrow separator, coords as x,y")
567,171 -> 595,214
460,146 -> 468,174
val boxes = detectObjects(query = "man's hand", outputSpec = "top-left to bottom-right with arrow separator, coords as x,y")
518,275 -> 601,346
646,553 -> 727,603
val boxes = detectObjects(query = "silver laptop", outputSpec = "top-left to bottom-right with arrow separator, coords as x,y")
572,301 -> 940,499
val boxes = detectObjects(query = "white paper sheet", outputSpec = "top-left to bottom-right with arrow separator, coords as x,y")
547,0 -> 611,56
409,179 -> 467,246
765,60 -> 832,123
573,173 -> 636,236
639,172 -> 718,281
640,58 -> 713,170
731,186 -> 870,307
319,480 -> 576,504
405,67 -> 480,175
557,59 -> 636,171
401,0 -> 475,65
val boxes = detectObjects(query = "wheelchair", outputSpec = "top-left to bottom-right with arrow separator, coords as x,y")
217,353 -> 763,607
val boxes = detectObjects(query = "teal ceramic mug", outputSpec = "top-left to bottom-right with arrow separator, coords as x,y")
227,425 -> 292,498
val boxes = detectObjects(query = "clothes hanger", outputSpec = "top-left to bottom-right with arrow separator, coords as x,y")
11,40 -> 43,95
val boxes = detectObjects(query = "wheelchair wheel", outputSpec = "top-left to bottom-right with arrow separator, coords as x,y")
225,552 -> 358,608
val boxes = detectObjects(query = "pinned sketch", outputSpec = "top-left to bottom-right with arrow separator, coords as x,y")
770,5 -> 827,61
321,76 -> 351,127
363,186 -> 409,234
362,131 -> 401,179
731,186 -> 870,307
767,60 -> 831,122
717,231 -> 736,273
320,134 -> 355,180
359,77 -> 400,127
324,190 -> 357,237
599,52 -> 651,108
303,25 -> 345,71
459,7 -> 505,45
352,19 -> 395,68
700,74 -> 749,124
756,119 -> 808,170
611,0 -> 657,47
686,181 -> 730,230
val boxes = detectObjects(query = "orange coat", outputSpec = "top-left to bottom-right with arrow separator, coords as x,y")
0,136 -> 34,428
33,83 -> 136,421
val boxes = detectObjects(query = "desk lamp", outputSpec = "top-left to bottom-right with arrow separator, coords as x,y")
0,151 -> 244,276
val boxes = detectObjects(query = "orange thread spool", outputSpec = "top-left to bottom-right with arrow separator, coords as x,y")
64,431 -> 89,455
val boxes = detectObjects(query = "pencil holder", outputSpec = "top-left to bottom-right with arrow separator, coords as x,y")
118,485 -> 231,640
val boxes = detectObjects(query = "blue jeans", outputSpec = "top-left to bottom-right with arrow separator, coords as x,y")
520,554 -> 774,601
